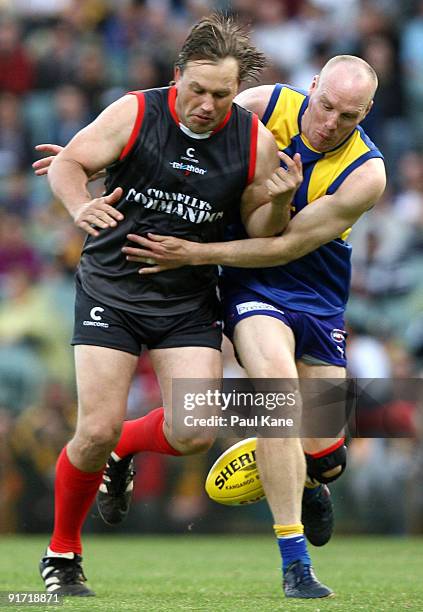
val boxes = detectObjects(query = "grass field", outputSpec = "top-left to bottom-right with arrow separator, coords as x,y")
0,535 -> 422,611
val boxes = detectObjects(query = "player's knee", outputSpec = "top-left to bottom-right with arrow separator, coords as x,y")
75,421 -> 122,454
305,441 -> 347,484
173,433 -> 216,455
249,358 -> 293,379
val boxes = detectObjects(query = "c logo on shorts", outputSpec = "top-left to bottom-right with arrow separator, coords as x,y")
90,306 -> 105,321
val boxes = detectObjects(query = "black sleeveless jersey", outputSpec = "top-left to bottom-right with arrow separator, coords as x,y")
77,86 -> 258,315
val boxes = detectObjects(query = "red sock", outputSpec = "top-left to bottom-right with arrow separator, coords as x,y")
114,407 -> 181,458
50,447 -> 104,554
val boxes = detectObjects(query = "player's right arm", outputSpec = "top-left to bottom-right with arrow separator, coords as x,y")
234,85 -> 275,119
240,122 -> 302,238
123,156 -> 385,272
47,95 -> 138,236
236,85 -> 301,237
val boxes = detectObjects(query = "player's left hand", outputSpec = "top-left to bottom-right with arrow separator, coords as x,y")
32,143 -> 107,181
32,144 -> 63,176
122,233 -> 200,274
267,151 -> 303,206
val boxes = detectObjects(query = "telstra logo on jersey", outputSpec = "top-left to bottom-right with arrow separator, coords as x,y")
169,160 -> 207,176
172,146 -> 207,176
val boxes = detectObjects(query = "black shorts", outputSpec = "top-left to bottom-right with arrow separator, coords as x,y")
72,280 -> 222,355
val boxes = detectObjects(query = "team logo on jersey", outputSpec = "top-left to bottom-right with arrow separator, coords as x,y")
331,329 -> 346,343
82,306 -> 109,328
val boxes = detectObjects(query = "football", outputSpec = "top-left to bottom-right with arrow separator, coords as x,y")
205,438 -> 265,505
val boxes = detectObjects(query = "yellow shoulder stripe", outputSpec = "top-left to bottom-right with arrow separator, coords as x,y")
266,87 -> 305,150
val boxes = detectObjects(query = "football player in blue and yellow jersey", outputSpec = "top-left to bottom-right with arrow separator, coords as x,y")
126,55 -> 386,598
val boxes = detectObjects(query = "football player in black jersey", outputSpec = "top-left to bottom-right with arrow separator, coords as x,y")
35,13 -> 320,600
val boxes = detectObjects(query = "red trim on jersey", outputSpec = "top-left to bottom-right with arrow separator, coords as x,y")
307,437 -> 345,459
247,113 -> 259,185
119,91 -> 146,160
168,86 -> 179,125
212,108 -> 232,134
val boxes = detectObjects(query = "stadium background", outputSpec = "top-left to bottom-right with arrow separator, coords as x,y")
0,0 -> 422,539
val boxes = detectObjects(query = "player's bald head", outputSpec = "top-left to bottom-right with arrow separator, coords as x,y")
318,55 -> 378,105
304,55 -> 378,151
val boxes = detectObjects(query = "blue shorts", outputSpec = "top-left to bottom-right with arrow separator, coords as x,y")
222,285 -> 347,367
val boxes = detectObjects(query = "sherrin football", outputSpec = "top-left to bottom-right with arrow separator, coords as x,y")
205,438 -> 265,505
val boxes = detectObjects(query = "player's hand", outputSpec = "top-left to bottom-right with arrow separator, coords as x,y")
73,187 -> 124,237
267,151 -> 303,206
122,233 -> 200,274
32,144 -> 63,176
33,143 -> 107,181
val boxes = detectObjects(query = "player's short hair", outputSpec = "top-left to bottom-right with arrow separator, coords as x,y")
175,13 -> 267,83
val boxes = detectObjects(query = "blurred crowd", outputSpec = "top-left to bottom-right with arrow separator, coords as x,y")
0,0 -> 422,536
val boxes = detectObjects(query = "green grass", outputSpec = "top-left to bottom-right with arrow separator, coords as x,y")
0,535 -> 422,611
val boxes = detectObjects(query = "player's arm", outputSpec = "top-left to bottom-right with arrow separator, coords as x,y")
189,157 -> 387,267
33,144 -> 107,181
47,95 -> 137,236
33,86 -> 273,180
241,122 -> 302,238
123,158 -> 385,272
234,85 -> 275,119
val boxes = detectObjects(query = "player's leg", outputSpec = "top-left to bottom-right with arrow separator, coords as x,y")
298,360 -> 347,547
298,362 -> 346,469
69,346 -> 139,469
149,345 -> 222,453
234,316 -> 303,524
97,346 -> 222,525
105,297 -> 223,459
234,316 -> 333,598
40,345 -> 138,596
96,302 -> 223,524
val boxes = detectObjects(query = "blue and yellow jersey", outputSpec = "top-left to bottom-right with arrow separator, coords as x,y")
224,84 -> 384,316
